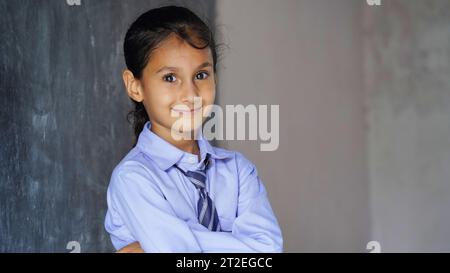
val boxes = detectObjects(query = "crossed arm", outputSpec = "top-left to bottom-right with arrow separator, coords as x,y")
117,242 -> 144,253
107,160 -> 283,253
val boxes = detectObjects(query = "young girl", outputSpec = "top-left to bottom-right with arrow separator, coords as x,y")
104,5 -> 283,253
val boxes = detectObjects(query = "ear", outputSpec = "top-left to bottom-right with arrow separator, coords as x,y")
122,69 -> 144,102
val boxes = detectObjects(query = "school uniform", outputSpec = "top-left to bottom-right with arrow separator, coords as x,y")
104,120 -> 283,252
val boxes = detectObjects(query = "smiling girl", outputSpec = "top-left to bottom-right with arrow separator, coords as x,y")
104,5 -> 283,253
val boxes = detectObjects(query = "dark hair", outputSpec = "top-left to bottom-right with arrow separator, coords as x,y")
124,5 -> 218,145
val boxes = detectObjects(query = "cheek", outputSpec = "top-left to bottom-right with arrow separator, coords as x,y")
208,89 -> 216,105
150,92 -> 174,107
200,82 -> 216,103
144,84 -> 175,108
141,84 -> 177,122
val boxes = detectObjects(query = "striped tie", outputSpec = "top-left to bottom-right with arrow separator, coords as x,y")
174,154 -> 221,231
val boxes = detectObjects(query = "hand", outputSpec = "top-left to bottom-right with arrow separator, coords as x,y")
116,242 -> 144,253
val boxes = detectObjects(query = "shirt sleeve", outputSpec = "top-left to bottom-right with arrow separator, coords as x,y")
105,161 -> 203,253
188,152 -> 284,253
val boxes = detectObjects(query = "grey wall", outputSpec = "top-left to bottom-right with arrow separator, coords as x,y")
363,0 -> 450,252
0,0 -> 215,252
216,0 -> 370,252
216,0 -> 450,252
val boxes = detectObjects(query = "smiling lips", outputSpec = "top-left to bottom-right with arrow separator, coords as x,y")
171,107 -> 201,114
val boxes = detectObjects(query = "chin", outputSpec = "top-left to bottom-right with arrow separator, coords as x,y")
170,117 -> 203,140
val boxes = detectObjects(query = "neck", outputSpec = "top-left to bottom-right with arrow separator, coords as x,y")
150,122 -> 200,157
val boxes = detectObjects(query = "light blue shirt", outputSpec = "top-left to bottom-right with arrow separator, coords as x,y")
104,121 -> 283,252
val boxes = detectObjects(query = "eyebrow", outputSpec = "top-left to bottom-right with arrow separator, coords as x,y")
155,62 -> 212,74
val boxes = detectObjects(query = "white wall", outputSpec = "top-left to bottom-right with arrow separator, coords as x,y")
363,0 -> 450,252
215,0 -> 370,252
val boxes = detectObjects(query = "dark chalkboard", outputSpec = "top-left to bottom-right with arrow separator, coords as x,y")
0,0 -> 215,252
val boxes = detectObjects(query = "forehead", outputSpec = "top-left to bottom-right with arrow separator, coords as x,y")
147,34 -> 213,70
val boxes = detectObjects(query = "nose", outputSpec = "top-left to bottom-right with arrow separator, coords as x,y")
180,80 -> 200,105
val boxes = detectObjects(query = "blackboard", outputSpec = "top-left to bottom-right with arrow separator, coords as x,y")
0,0 -> 216,252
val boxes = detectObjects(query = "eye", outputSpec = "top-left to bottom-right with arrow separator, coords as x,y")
195,71 -> 209,80
163,73 -> 177,83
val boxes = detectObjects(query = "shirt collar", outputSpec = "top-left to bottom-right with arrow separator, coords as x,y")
136,120 -> 231,171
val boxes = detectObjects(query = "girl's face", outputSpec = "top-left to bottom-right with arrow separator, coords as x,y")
124,33 -> 216,140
